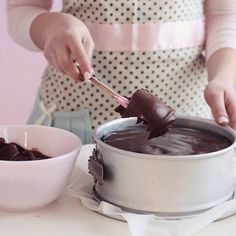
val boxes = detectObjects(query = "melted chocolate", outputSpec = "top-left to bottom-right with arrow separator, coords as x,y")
102,124 -> 232,155
0,138 -> 51,161
115,89 -> 175,138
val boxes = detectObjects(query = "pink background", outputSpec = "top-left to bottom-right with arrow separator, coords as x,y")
0,1 -> 62,125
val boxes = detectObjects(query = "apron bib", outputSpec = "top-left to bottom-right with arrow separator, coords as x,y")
29,0 -> 211,143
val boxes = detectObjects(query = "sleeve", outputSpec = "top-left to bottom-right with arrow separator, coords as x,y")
6,0 -> 53,51
205,0 -> 236,60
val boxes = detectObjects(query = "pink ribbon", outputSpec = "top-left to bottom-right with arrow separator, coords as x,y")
85,19 -> 205,51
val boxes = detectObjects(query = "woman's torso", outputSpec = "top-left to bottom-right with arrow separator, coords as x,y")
39,0 -> 210,129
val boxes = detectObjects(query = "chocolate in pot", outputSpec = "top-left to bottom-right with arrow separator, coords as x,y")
102,124 -> 232,155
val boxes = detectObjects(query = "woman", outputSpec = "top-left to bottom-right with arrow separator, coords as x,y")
6,0 -> 236,143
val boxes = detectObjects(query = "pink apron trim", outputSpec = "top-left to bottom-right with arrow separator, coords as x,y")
85,19 -> 205,51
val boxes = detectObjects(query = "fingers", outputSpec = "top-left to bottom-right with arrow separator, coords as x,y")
68,35 -> 94,76
82,34 -> 95,64
43,27 -> 94,81
204,85 -> 229,126
44,49 -> 60,71
225,93 -> 236,129
55,45 -> 81,81
205,82 -> 236,130
44,45 -> 82,81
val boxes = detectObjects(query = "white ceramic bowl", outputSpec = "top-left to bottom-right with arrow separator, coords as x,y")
0,125 -> 81,212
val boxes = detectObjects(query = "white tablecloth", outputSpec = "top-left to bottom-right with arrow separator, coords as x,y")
0,145 -> 236,236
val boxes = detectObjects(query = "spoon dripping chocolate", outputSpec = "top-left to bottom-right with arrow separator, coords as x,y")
103,89 -> 231,155
115,89 -> 176,139
83,74 -> 231,155
85,74 -> 175,138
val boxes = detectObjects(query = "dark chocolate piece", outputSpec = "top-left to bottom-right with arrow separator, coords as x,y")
115,89 -> 175,138
0,138 -> 51,161
0,144 -> 19,161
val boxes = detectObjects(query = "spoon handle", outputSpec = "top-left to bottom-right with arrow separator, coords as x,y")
90,76 -> 120,98
84,73 -> 129,108
90,76 -> 129,108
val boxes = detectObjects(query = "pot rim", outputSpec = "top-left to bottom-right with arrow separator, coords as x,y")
93,115 -> 236,160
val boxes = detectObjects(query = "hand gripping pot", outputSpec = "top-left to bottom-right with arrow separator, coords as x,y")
89,116 -> 236,216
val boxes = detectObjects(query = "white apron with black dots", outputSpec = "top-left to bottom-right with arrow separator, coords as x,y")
34,0 -> 211,141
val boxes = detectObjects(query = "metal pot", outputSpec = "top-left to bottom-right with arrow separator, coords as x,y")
89,116 -> 236,215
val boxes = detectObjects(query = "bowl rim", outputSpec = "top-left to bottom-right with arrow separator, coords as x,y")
93,116 -> 236,160
0,124 -> 82,164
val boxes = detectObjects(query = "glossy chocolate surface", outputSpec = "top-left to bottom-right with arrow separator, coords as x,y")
0,138 -> 51,161
115,89 -> 175,138
102,124 -> 232,155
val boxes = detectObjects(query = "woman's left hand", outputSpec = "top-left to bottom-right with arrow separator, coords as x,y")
204,79 -> 236,129
205,48 -> 236,129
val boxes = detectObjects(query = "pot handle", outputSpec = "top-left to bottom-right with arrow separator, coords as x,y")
88,147 -> 104,184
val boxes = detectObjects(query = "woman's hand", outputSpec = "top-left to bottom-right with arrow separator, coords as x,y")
30,12 -> 94,81
205,48 -> 236,129
204,79 -> 236,129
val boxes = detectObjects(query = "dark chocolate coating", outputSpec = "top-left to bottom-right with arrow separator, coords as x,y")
102,124 -> 232,155
115,89 -> 175,138
0,138 -> 51,161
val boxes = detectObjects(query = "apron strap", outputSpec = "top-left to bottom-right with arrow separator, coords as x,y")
34,101 -> 57,126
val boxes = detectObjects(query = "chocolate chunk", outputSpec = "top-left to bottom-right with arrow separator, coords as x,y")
0,138 -> 51,161
31,150 -> 51,160
0,144 -> 19,161
0,138 -> 6,149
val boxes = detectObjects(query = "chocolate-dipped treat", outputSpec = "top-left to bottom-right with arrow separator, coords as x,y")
115,89 -> 175,138
0,138 -> 51,161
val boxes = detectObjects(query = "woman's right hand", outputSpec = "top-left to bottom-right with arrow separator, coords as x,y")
30,12 -> 94,81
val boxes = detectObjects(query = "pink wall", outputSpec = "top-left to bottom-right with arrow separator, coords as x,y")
0,1 -> 62,125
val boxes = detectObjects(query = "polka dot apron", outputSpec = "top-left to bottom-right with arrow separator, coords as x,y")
28,0 -> 211,144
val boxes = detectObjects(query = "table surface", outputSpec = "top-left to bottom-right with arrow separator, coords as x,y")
1,146 -> 236,236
